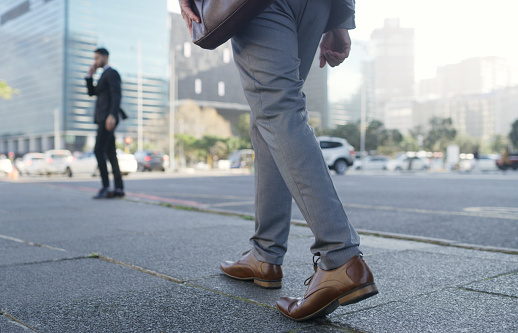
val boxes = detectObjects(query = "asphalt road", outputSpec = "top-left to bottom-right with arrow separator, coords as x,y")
23,170 -> 518,250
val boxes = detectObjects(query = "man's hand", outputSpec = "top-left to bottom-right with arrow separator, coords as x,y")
87,62 -> 97,76
179,0 -> 200,37
105,115 -> 116,131
319,28 -> 351,68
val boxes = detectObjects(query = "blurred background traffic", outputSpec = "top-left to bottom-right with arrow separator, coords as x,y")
1,0 -> 517,179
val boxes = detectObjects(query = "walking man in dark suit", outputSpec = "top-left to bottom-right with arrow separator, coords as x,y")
85,48 -> 125,199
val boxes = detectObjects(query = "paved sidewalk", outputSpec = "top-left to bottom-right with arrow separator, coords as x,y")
0,181 -> 517,332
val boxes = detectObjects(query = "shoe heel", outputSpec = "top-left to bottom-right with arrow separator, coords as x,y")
339,283 -> 378,306
254,279 -> 282,289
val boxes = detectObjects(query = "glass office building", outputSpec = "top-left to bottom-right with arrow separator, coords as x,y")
0,0 -> 169,154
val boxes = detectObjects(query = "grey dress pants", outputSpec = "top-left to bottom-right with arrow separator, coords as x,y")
232,0 -> 360,270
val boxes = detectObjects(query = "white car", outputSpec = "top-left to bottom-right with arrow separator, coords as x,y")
65,150 -> 137,177
386,154 -> 429,171
318,136 -> 355,175
459,154 -> 499,172
16,153 -> 45,175
44,150 -> 74,175
354,156 -> 391,171
0,156 -> 13,175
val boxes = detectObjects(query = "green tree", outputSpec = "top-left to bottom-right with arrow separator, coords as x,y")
489,135 -> 508,153
452,134 -> 480,154
509,119 -> 518,149
424,117 -> 457,152
235,113 -> 251,143
0,80 -> 19,100
328,122 -> 361,149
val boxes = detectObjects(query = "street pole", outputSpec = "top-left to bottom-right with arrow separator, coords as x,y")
360,80 -> 366,156
54,108 -> 60,149
137,40 -> 143,152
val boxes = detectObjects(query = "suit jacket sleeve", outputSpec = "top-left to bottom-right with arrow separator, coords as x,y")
85,77 -> 96,96
325,0 -> 355,32
107,70 -> 122,118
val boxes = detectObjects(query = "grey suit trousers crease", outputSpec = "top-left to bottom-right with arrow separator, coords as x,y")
231,0 -> 360,271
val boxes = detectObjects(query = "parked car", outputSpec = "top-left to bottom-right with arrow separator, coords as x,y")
0,155 -> 13,175
354,155 -> 391,171
134,150 -> 167,172
459,154 -> 499,172
228,149 -> 254,168
43,150 -> 73,175
65,150 -> 138,177
385,154 -> 429,171
317,136 -> 355,175
16,153 -> 45,175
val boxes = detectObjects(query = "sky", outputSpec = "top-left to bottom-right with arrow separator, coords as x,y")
168,0 -> 518,81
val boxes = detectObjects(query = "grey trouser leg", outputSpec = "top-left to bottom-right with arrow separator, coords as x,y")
232,0 -> 360,270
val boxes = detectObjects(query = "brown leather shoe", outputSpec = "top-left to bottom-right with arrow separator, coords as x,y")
220,250 -> 283,289
277,255 -> 378,321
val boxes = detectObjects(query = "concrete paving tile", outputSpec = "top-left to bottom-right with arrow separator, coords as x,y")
5,283 -> 308,333
330,288 -> 518,333
416,246 -> 518,262
464,272 -> 518,297
0,259 -> 170,309
191,263 -> 317,308
51,223 -> 257,281
326,249 -> 518,317
0,239 -> 75,267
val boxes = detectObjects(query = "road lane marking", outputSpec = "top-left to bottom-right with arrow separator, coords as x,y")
342,203 -> 518,220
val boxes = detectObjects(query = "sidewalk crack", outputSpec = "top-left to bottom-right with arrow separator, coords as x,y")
96,254 -> 184,284
0,256 -> 96,268
2,312 -> 39,332
457,287 -> 518,299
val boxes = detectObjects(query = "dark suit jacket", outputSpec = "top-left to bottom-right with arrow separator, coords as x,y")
325,0 -> 355,32
85,67 -> 122,125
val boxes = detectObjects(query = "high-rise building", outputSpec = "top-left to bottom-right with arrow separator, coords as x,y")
0,0 -> 169,155
369,18 -> 415,122
327,39 -> 375,128
418,57 -> 513,97
304,53 -> 328,128
414,57 -> 518,139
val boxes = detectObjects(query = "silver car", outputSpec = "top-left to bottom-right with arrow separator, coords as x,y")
17,153 -> 45,175
66,150 -> 138,177
43,150 -> 73,175
317,136 -> 355,175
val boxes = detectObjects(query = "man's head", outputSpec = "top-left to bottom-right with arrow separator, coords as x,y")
93,48 -> 109,68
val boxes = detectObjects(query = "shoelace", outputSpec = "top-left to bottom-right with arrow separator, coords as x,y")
303,255 -> 320,286
303,252 -> 364,286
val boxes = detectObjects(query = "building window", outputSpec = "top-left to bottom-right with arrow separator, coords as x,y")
1,1 -> 30,25
195,79 -> 202,94
223,48 -> 231,63
183,42 -> 191,58
218,81 -> 225,96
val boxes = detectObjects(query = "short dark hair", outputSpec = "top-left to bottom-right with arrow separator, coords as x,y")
94,48 -> 109,56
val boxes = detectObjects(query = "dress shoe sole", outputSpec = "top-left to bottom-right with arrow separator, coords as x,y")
221,272 -> 282,289
279,283 -> 378,321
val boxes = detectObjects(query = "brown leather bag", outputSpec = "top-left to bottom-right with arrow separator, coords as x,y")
190,0 -> 275,50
